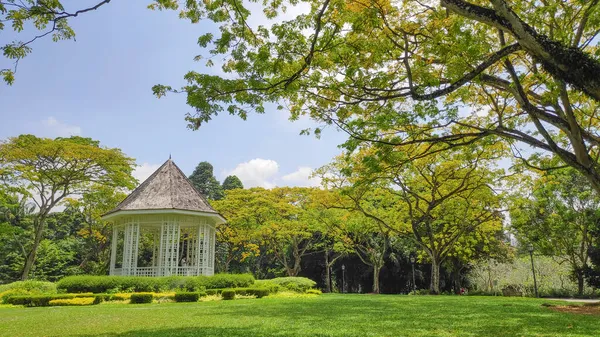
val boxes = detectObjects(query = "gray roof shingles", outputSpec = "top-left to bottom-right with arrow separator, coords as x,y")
104,159 -> 218,216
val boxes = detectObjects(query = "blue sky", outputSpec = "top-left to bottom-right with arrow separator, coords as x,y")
0,1 -> 347,188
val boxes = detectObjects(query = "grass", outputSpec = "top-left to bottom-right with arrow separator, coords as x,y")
0,294 -> 598,337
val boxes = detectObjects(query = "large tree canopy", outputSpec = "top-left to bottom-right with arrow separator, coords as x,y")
0,0 -> 112,85
0,134 -> 136,279
152,0 -> 600,193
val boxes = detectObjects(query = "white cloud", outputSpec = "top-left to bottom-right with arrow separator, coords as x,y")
223,159 -> 323,188
41,117 -> 81,137
133,163 -> 161,183
224,158 -> 280,188
281,166 -> 322,187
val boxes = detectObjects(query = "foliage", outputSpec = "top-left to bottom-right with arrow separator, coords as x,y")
0,280 -> 56,304
6,293 -> 95,307
174,292 -> 200,302
510,165 -> 600,295
0,1 -> 113,85
0,134 -> 136,280
221,289 -> 235,300
213,187 -> 323,277
152,0 -> 600,196
305,289 -> 322,295
468,257 -> 598,298
48,297 -> 97,306
188,161 -> 224,200
265,277 -> 316,293
2,295 -> 600,336
585,224 -> 600,289
222,175 -> 243,190
64,185 -> 128,275
318,143 -> 505,294
129,293 -> 153,304
56,274 -> 254,293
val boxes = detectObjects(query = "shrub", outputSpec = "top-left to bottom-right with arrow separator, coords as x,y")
174,292 -> 200,302
221,289 -> 236,300
306,289 -> 322,295
0,281 -> 57,304
202,274 -> 255,289
6,293 -> 95,307
205,289 -> 222,296
247,288 -> 270,298
253,280 -> 281,294
130,293 -> 153,304
56,274 -> 254,293
48,297 -> 96,306
264,277 -> 316,293
502,284 -> 524,297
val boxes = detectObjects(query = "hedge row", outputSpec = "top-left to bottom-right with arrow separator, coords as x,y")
6,293 -> 100,307
56,274 -> 255,293
215,287 -> 271,299
48,298 -> 97,306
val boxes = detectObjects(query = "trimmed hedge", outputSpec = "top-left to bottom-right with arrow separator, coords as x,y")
48,297 -> 97,306
6,293 -> 97,307
56,274 -> 255,293
221,289 -> 236,300
130,293 -> 153,304
210,287 -> 270,299
174,292 -> 201,302
0,280 -> 57,304
256,277 -> 316,293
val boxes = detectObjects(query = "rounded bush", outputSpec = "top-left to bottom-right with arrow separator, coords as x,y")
221,289 -> 236,300
174,292 -> 200,302
262,277 -> 316,293
130,293 -> 153,304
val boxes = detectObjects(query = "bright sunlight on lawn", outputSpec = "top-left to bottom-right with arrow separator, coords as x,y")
1,294 -> 598,337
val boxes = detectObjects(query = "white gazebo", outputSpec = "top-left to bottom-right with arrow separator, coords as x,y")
102,159 -> 225,277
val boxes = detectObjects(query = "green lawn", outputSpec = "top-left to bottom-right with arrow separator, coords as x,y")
0,294 -> 597,337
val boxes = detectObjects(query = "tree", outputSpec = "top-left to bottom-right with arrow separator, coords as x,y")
153,0 -> 600,194
0,191 -> 34,282
303,189 -> 351,293
510,166 -> 600,295
319,143 -> 504,293
259,187 -> 321,277
0,134 -> 136,279
188,161 -> 224,200
1,0 -> 113,85
212,188 -> 262,273
222,175 -> 243,190
63,185 -> 127,274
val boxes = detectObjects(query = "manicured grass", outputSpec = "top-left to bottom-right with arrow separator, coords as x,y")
0,294 -> 598,336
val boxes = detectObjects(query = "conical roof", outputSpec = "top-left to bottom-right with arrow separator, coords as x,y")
103,159 -> 218,217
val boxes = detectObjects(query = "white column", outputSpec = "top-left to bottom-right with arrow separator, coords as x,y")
207,226 -> 215,276
202,223 -> 209,275
122,221 -> 140,276
109,226 -> 118,275
159,219 -> 180,276
196,224 -> 205,275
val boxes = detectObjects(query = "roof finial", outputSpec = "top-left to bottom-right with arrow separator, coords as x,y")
169,153 -> 172,160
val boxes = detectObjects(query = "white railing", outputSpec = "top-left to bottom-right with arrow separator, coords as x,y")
111,267 -> 201,277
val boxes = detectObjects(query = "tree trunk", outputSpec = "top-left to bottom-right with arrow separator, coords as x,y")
452,268 -> 461,294
21,216 -> 45,280
324,251 -> 331,293
430,259 -> 441,294
372,264 -> 382,294
577,270 -> 585,296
